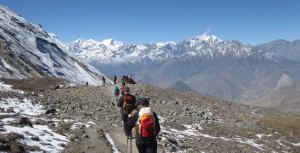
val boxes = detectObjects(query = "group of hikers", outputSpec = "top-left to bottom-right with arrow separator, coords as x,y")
102,74 -> 135,87
122,74 -> 136,84
113,78 -> 160,153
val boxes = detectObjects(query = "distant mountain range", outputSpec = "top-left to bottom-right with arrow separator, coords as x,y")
0,5 -> 107,85
65,33 -> 300,113
256,39 -> 300,61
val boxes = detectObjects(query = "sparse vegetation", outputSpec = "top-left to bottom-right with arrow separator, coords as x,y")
256,116 -> 300,141
1,77 -> 69,91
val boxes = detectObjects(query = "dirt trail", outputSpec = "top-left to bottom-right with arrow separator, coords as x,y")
105,84 -> 139,153
63,124 -> 113,153
63,84 -> 139,153
109,126 -> 139,153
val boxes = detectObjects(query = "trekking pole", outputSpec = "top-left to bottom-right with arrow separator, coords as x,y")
126,136 -> 128,153
130,137 -> 132,153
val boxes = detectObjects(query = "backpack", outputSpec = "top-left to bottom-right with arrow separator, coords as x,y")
114,86 -> 119,95
121,86 -> 125,94
122,95 -> 134,115
137,107 -> 156,138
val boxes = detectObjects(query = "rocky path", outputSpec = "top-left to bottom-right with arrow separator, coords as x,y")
63,124 -> 112,153
61,84 -> 141,153
109,126 -> 138,153
105,84 -> 139,153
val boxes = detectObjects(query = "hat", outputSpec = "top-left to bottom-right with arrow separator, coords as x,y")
140,98 -> 149,106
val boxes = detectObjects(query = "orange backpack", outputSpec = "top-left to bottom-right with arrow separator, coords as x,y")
122,95 -> 134,115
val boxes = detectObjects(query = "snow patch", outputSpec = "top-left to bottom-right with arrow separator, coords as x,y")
161,122 -> 271,151
70,121 -> 96,130
0,81 -> 13,91
0,98 -> 45,116
291,142 -> 300,146
256,133 -> 272,139
0,97 -> 69,152
104,133 -> 120,153
3,125 -> 69,152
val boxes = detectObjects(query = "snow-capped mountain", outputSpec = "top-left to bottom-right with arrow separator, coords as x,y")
0,5 -> 107,85
65,33 -> 276,76
65,33 -> 300,112
66,34 -> 276,64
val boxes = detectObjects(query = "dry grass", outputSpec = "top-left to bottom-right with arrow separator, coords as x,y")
256,116 -> 300,141
1,77 -> 69,91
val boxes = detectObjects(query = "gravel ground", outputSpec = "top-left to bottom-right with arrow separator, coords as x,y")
1,77 -> 300,153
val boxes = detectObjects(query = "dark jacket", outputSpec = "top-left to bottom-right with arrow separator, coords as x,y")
117,93 -> 136,116
113,75 -> 117,83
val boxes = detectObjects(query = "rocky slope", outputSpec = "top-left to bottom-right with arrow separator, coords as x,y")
1,77 -> 300,153
0,4 -> 106,85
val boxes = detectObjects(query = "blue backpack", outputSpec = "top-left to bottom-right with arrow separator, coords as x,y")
114,86 -> 119,95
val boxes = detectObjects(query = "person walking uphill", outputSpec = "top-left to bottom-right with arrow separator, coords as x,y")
126,98 -> 160,153
113,75 -> 117,85
102,76 -> 105,86
114,86 -> 120,102
117,87 -> 136,136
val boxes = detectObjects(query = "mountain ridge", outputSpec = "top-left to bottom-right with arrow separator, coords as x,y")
0,4 -> 108,85
66,34 -> 274,65
65,34 -> 300,113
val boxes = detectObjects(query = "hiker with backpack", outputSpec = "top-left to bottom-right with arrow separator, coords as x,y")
121,85 -> 125,95
114,86 -> 120,101
122,80 -> 126,86
113,75 -> 117,85
117,87 -> 136,136
126,98 -> 160,153
126,98 -> 144,137
102,76 -> 105,86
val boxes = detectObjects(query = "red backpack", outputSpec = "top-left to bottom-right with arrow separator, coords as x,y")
138,107 -> 156,138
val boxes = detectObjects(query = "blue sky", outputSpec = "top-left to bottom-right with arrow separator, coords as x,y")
1,0 -> 300,45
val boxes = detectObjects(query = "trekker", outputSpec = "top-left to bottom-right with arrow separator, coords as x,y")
102,76 -> 105,86
126,98 -> 160,153
113,75 -> 117,85
129,98 -> 143,118
114,86 -> 120,101
127,98 -> 144,137
117,87 -> 136,136
121,85 -> 125,95
128,74 -> 131,81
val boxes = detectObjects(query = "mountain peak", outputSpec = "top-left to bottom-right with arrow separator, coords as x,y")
168,81 -> 196,93
194,34 -> 222,42
100,38 -> 124,49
